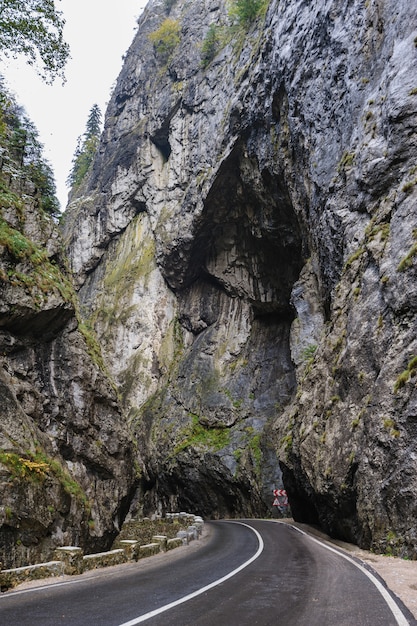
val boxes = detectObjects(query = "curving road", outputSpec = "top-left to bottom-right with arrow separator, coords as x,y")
0,520 -> 414,625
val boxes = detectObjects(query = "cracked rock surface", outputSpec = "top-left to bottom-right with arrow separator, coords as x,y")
63,0 -> 417,556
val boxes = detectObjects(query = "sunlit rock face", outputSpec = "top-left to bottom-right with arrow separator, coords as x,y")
63,0 -> 417,555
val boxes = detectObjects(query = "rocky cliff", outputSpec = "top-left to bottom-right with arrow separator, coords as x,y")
0,90 -> 136,568
62,0 -> 417,556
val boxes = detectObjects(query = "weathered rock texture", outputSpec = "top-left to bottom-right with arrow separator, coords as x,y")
63,0 -> 417,556
0,151 -> 135,568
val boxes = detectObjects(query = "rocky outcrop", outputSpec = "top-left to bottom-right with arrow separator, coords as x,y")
63,0 -> 417,556
0,126 -> 136,567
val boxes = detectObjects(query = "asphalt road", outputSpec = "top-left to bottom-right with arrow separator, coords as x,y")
0,520 -> 414,626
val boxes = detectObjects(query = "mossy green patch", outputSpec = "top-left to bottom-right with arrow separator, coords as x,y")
77,319 -> 107,373
0,449 -> 89,508
0,217 -> 75,304
397,229 -> 417,271
158,317 -> 184,376
174,414 -> 230,454
104,231 -> 155,293
398,243 -> 417,272
393,355 -> 417,393
344,247 -> 365,270
337,151 -> 355,172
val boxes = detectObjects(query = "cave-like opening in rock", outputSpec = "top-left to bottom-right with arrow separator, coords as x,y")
151,139 -> 308,518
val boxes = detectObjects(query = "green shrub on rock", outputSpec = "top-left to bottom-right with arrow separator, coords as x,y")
149,18 -> 181,64
201,24 -> 220,68
228,0 -> 269,28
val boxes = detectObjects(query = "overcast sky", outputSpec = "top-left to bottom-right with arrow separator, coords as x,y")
1,0 -> 147,209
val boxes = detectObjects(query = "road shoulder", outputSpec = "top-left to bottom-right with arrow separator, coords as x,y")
277,518 -> 417,621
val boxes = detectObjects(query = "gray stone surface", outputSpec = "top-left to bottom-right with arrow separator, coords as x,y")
0,128 -> 135,569
59,0 -> 417,556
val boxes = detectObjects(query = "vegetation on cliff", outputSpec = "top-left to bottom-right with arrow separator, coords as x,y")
0,81 -> 60,217
149,18 -> 181,64
228,0 -> 269,27
67,104 -> 102,193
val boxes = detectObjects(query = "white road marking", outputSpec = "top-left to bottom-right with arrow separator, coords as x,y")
117,522 -> 264,626
0,574 -> 101,596
286,522 -> 410,626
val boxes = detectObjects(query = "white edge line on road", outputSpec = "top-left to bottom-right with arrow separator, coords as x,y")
0,574 -> 105,597
284,522 -> 410,626
117,521 -> 264,626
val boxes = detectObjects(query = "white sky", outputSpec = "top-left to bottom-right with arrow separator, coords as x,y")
1,0 -> 147,210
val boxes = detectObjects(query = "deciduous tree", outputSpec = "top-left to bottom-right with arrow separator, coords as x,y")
0,0 -> 69,83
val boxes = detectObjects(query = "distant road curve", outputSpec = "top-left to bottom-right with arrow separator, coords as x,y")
0,520 -> 414,626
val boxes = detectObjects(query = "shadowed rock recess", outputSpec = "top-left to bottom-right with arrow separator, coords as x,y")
59,0 -> 416,558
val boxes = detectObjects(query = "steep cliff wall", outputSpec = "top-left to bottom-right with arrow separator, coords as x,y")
63,0 -> 417,555
0,94 -> 136,568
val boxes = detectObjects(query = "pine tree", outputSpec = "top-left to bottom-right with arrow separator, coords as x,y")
85,104 -> 102,139
67,105 -> 102,192
0,81 -> 60,216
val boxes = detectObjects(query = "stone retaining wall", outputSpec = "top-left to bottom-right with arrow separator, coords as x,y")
0,513 -> 204,592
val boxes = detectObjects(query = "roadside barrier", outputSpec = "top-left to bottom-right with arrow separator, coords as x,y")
0,513 -> 204,591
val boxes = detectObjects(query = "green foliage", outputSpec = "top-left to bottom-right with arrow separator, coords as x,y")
0,219 -> 30,258
174,414 -> 230,454
402,178 -> 417,193
67,104 -> 102,192
0,82 -> 60,216
85,103 -> 102,137
0,451 -> 48,481
364,221 -> 390,242
301,343 -> 317,362
337,151 -> 355,172
201,24 -> 220,67
248,433 -> 262,472
228,0 -> 269,28
149,18 -> 181,64
0,449 -> 89,506
382,417 -> 400,438
398,243 -> 417,271
0,216 -> 75,302
27,158 -> 60,216
77,318 -> 106,372
394,355 -> 417,393
344,247 -> 365,270
280,433 -> 293,453
0,0 -> 70,84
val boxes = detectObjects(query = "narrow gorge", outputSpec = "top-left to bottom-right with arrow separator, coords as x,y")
1,0 -> 417,568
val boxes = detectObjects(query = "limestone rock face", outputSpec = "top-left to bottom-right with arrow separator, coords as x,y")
0,183 -> 135,568
63,0 -> 417,554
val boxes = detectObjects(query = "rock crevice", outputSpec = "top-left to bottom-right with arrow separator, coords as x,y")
60,0 -> 417,555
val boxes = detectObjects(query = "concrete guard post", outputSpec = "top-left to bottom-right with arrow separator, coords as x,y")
152,535 -> 168,552
120,540 -> 138,561
54,546 -> 83,575
176,530 -> 189,545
